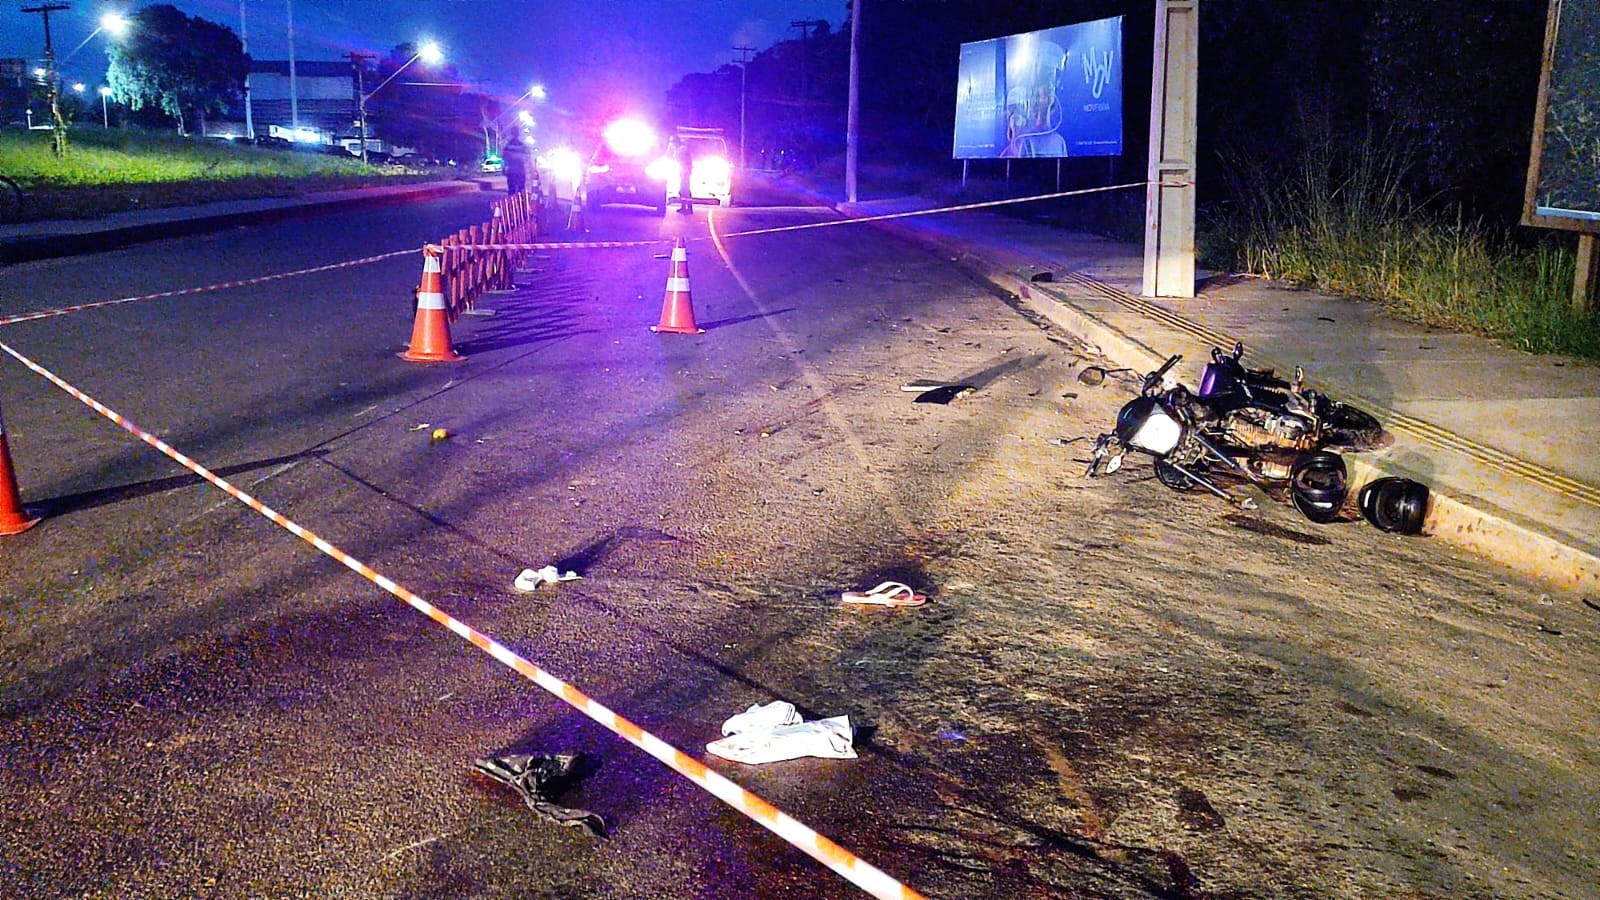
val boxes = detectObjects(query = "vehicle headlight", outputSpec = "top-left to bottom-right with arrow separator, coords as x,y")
645,156 -> 679,182
696,156 -> 731,182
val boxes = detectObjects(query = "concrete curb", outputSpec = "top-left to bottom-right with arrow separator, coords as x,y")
863,211 -> 1600,594
0,180 -> 484,266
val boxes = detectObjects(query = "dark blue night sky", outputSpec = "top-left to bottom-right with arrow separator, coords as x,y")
2,1 -> 845,111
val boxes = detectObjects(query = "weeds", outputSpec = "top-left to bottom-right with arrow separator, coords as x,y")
1207,131 -> 1599,360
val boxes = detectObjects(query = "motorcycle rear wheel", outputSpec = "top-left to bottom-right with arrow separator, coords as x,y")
1319,401 -> 1382,448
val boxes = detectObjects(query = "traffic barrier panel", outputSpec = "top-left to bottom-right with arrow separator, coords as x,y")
400,244 -> 464,363
651,237 -> 704,335
0,398 -> 38,535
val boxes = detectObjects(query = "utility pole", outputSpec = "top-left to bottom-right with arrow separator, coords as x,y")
349,52 -> 374,164
239,0 -> 254,140
788,18 -> 825,100
845,1 -> 860,204
22,3 -> 70,157
286,0 -> 299,131
733,45 -> 755,174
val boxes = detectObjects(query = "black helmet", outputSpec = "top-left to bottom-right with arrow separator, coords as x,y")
1289,451 -> 1348,523
1358,477 -> 1428,534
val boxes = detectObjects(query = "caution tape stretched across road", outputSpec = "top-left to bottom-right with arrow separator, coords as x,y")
453,182 -> 1150,251
0,248 -> 417,328
0,339 -> 926,900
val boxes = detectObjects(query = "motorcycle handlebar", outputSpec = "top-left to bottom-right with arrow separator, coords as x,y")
1142,354 -> 1182,395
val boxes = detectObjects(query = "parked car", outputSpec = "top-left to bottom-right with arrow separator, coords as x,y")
584,118 -> 669,216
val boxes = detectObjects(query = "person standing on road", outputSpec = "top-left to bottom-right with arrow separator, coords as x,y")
672,135 -> 693,214
503,136 -> 529,195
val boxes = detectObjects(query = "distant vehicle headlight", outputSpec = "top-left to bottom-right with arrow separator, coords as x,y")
544,148 -> 583,189
645,156 -> 679,183
587,163 -> 611,174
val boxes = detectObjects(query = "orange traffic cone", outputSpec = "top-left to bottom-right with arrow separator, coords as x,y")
567,190 -> 587,233
401,244 -> 464,363
651,237 -> 703,335
0,402 -> 39,535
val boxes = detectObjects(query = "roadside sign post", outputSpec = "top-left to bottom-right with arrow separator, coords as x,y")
1142,0 -> 1198,300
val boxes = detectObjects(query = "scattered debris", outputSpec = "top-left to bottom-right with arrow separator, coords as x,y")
901,379 -> 958,393
842,581 -> 926,607
514,565 -> 582,592
430,428 -> 450,442
706,702 -> 856,765
720,700 -> 801,735
912,384 -> 975,404
1075,366 -> 1129,386
472,753 -> 607,837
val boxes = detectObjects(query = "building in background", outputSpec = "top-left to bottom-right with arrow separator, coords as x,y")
208,59 -> 355,144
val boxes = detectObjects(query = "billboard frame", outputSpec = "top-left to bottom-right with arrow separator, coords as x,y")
1522,0 -> 1600,235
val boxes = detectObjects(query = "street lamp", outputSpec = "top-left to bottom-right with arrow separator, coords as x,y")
99,85 -> 111,128
62,12 -> 131,65
353,40 -> 442,164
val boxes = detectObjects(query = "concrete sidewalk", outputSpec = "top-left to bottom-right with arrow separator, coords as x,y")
0,178 -> 491,265
842,195 -> 1600,594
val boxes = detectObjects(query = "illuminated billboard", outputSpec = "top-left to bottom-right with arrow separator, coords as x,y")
952,16 -> 1123,160
1525,0 -> 1600,232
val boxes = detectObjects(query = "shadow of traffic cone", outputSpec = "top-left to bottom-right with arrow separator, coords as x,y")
0,402 -> 39,535
651,237 -> 704,335
400,244 -> 465,363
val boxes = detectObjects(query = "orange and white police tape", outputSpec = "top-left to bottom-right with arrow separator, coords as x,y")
717,181 -> 1151,240
457,182 -> 1151,252
0,248 -> 417,328
0,338 -> 926,900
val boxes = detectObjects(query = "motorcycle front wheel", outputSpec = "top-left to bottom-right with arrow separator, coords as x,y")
1154,457 -> 1202,491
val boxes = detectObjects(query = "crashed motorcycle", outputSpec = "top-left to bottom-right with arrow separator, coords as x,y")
1085,344 -> 1382,519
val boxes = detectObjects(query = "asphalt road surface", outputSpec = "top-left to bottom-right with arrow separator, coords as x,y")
1,181 -> 1595,898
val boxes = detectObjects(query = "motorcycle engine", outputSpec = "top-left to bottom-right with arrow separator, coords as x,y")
1221,408 -> 1317,451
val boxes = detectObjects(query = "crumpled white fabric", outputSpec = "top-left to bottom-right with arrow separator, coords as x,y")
720,700 -> 802,736
513,565 -> 582,592
706,715 -> 856,765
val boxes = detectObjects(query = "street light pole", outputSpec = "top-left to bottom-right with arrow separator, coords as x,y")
99,85 -> 110,128
351,43 -> 440,165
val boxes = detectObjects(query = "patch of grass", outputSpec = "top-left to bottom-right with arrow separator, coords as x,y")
0,127 -> 454,223
1206,135 -> 1600,360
